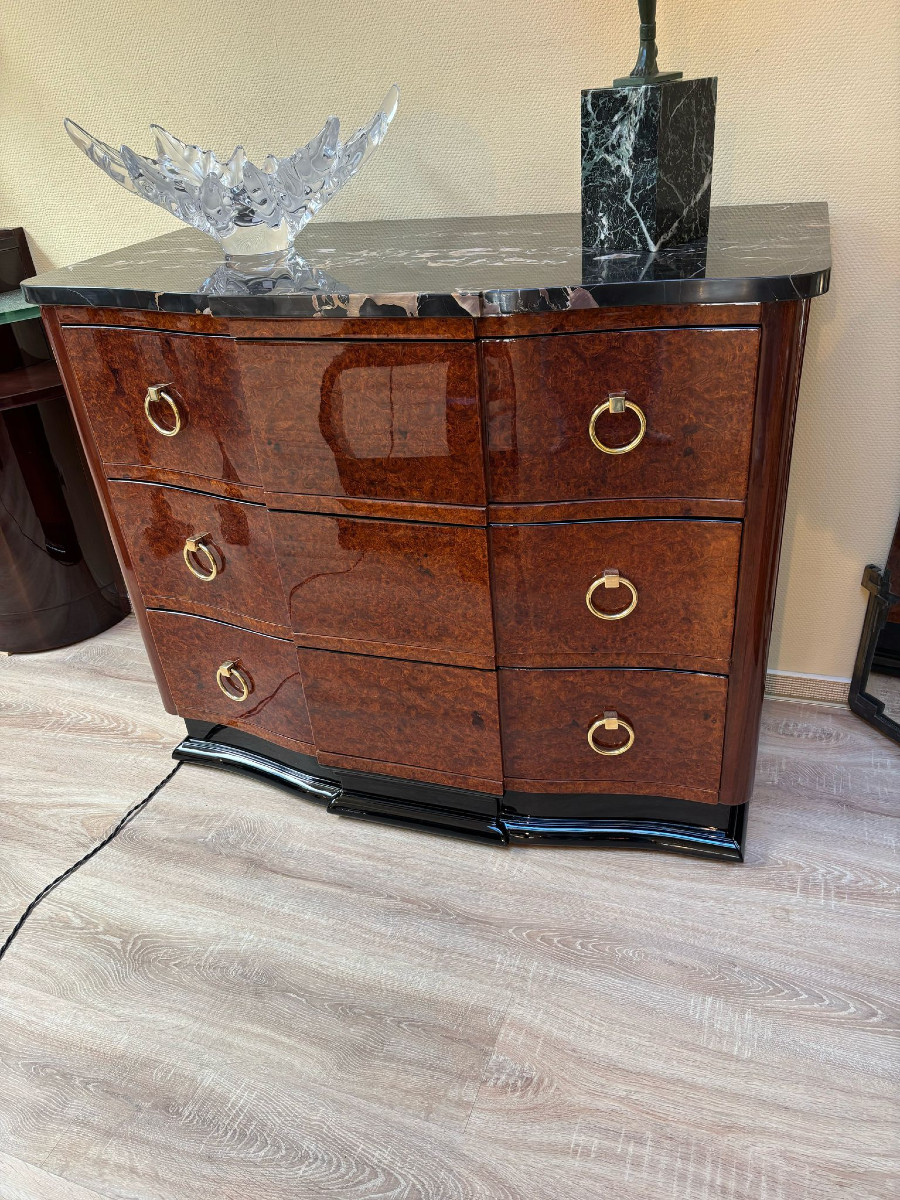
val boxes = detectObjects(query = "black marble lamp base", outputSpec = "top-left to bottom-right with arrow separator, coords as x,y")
581,77 -> 717,253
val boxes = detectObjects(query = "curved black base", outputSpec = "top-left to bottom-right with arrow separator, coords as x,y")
174,722 -> 746,862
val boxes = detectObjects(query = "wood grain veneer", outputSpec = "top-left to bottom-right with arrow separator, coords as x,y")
718,300 -> 809,807
58,308 -> 227,334
41,298 -> 813,822
272,511 -> 495,669
499,667 -> 727,801
41,308 -> 176,712
487,497 -> 746,523
109,479 -> 289,634
483,326 -> 760,503
240,339 -> 485,504
490,518 -> 742,672
108,464 -> 264,503
54,303 -> 760,339
474,301 -> 762,337
266,491 -> 487,526
148,609 -> 314,753
298,648 -> 503,793
60,324 -> 261,486
55,306 -> 475,340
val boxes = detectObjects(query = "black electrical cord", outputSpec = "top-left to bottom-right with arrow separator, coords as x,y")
0,759 -> 183,966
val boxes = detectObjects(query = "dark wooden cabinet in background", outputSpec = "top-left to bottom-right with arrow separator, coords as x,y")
0,228 -> 127,653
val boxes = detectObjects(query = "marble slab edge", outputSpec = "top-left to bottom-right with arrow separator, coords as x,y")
21,202 -> 832,318
479,271 -> 830,315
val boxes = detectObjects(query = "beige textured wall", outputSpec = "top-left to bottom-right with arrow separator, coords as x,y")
2,0 -> 898,679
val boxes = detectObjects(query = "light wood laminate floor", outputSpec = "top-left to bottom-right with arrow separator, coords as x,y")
0,618 -> 897,1200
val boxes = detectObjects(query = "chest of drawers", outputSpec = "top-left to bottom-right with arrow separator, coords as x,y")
25,205 -> 831,859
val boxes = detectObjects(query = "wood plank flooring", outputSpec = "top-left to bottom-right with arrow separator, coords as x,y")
0,619 -> 897,1200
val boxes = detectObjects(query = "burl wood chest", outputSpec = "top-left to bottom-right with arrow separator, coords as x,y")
25,205 -> 831,859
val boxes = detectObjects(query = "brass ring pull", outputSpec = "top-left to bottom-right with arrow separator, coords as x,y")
587,710 -> 635,756
144,384 -> 181,437
216,660 -> 250,703
589,392 -> 646,455
586,568 -> 638,621
183,533 -> 218,582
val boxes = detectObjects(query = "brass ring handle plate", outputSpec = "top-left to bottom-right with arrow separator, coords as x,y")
183,533 -> 219,582
144,384 -> 182,437
586,568 -> 638,620
589,392 -> 646,455
587,710 -> 635,756
216,660 -> 250,703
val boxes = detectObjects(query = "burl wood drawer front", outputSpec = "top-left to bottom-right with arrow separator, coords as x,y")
147,610 -> 313,751
239,340 -> 485,504
270,511 -> 495,668
499,668 -> 727,802
298,648 -> 503,792
108,480 -> 289,631
484,327 -> 760,502
491,519 -> 741,672
61,325 -> 260,486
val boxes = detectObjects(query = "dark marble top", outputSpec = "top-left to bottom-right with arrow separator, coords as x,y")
23,202 -> 830,319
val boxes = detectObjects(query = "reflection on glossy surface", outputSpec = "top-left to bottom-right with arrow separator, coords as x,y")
321,360 -> 451,461
148,609 -> 313,749
201,254 -> 348,301
109,480 -> 288,629
484,327 -> 759,503
298,647 -> 503,791
23,204 -> 831,317
242,339 -> 484,503
63,325 -> 260,485
491,518 -> 741,671
271,510 -> 494,667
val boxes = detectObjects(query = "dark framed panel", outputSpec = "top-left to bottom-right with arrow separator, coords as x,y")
849,516 -> 900,745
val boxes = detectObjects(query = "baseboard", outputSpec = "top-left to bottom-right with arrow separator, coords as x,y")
765,670 -> 850,705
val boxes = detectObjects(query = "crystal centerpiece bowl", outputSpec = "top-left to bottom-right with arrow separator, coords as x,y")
64,86 -> 399,265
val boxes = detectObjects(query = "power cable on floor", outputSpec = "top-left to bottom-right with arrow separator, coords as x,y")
0,760 -> 183,966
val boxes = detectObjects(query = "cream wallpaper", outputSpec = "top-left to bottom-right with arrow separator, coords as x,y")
2,0 -> 898,680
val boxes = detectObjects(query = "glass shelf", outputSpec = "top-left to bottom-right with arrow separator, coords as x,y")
0,287 -> 41,325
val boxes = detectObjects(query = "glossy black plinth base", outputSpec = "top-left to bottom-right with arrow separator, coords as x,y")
176,722 -> 747,861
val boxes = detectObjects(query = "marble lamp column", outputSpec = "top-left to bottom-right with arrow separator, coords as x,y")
581,0 -> 716,253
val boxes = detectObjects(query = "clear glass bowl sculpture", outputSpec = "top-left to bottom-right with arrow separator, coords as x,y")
64,86 -> 399,267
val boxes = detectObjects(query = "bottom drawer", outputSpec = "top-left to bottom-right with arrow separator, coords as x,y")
499,668 -> 727,804
298,648 -> 503,794
147,610 -> 314,752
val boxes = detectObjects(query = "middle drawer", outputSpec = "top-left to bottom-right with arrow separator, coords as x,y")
270,510 -> 495,669
491,518 -> 742,673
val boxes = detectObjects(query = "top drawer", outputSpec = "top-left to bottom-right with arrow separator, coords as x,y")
61,325 -> 261,486
484,327 -> 760,503
238,339 -> 485,505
